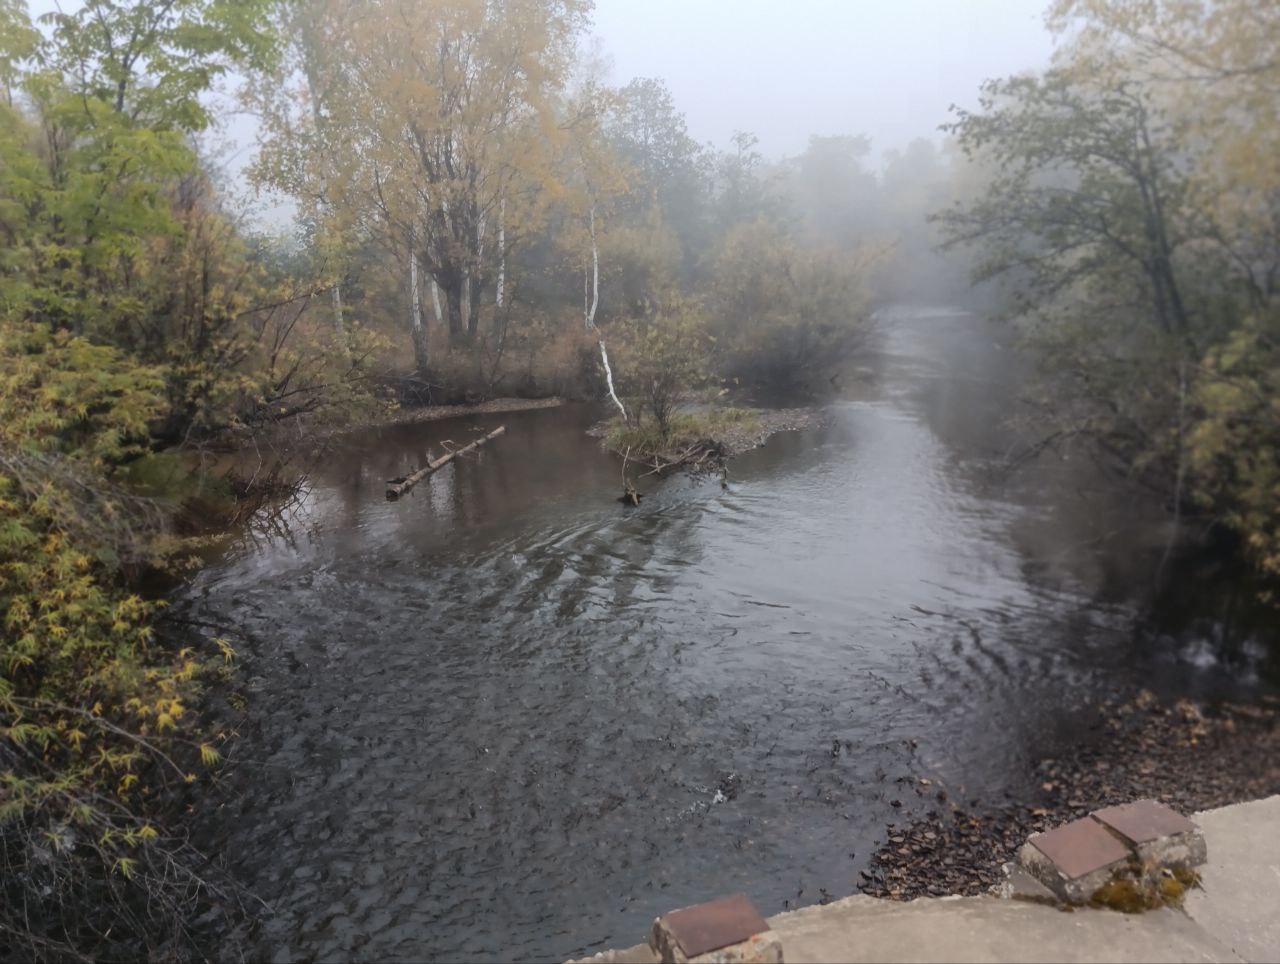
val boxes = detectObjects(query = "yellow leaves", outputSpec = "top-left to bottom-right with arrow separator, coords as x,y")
1050,0 -> 1280,224
113,856 -> 136,879
215,637 -> 235,664
198,743 -> 221,766
174,654 -> 198,682
118,772 -> 138,794
1188,311 -> 1280,594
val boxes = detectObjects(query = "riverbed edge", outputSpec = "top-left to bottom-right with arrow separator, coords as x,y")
858,689 -> 1280,902
588,406 -> 828,462
371,395 -> 565,427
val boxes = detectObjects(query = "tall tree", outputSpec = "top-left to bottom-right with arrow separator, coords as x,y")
942,1 -> 1280,586
259,0 -> 591,364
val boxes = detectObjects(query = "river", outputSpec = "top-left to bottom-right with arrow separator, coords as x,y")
180,306 -> 1275,962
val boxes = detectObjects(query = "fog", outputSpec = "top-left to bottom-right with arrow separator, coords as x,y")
4,1 -> 1279,961
25,0 -> 1060,194
592,0 -> 1058,160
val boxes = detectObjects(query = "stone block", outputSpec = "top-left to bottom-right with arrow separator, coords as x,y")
996,861 -> 1059,902
1018,816 -> 1131,902
1091,799 -> 1207,868
649,894 -> 782,964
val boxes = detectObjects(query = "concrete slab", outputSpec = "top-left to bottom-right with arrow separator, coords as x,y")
766,894 -> 1239,964
572,795 -> 1280,964
1187,795 -> 1280,964
570,943 -> 657,964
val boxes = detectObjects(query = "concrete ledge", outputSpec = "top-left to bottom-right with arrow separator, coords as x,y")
571,893 -> 1240,964
570,944 -> 657,964
766,894 -> 1239,963
571,795 -> 1279,964
1185,796 -> 1280,964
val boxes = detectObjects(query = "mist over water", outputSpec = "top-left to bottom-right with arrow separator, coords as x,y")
5,0 -> 1276,959
183,307 -> 1271,962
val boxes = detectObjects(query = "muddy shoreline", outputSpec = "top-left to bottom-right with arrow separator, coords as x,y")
706,407 -> 826,458
588,406 -> 826,459
376,395 -> 564,426
858,690 -> 1280,901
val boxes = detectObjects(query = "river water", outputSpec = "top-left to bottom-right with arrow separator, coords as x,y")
181,306 -> 1275,962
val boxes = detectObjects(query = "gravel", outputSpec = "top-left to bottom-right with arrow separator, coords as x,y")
714,408 -> 825,458
859,691 -> 1280,901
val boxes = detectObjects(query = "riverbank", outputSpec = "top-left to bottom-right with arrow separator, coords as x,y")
377,395 -> 564,426
860,691 -> 1280,901
589,406 -> 825,467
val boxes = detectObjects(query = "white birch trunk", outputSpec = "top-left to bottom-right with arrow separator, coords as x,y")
495,198 -> 506,308
598,336 -> 628,423
331,284 -> 344,335
586,202 -> 600,330
410,251 -> 423,335
430,279 -> 443,322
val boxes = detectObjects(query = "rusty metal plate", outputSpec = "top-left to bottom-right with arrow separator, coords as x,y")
1092,799 -> 1196,844
660,894 -> 769,958
1029,816 -> 1129,879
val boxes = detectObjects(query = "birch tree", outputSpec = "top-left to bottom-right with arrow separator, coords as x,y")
293,0 -> 591,350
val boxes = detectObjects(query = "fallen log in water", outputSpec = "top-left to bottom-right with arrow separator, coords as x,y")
385,425 -> 506,499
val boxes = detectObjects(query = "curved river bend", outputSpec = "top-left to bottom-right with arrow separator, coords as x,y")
182,307 -> 1272,962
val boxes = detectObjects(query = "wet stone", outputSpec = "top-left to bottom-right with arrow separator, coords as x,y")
1018,816 -> 1131,902
649,895 -> 781,964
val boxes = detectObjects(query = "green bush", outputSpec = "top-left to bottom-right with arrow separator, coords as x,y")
0,323 -> 229,960
707,219 -> 876,395
604,407 -> 759,456
612,299 -> 712,432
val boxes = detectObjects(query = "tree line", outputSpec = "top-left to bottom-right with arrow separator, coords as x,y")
0,0 -> 1276,958
940,0 -> 1280,592
0,0 -> 911,956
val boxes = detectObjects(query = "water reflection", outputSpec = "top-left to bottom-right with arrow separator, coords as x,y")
183,307 -> 1275,963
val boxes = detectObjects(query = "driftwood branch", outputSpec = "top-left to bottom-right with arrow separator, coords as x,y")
636,439 -> 726,478
386,425 -> 506,499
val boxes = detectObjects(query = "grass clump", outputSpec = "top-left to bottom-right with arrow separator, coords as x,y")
604,408 -> 760,458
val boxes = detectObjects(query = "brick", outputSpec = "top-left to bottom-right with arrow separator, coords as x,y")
1090,799 -> 1194,843
1018,816 -> 1131,902
1029,816 -> 1130,878
1091,800 -> 1207,868
649,895 -> 782,964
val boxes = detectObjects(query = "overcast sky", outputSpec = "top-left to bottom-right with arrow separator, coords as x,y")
590,0 -> 1058,160
24,0 -> 1061,223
